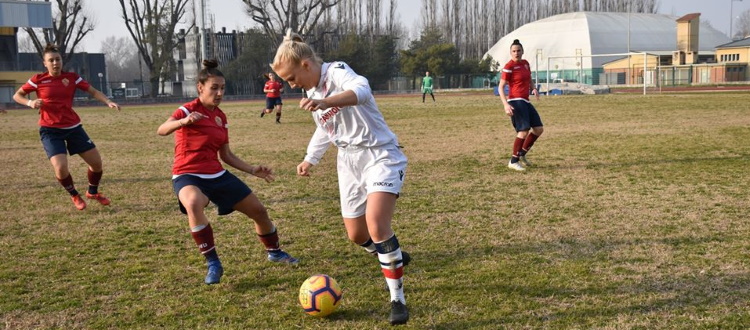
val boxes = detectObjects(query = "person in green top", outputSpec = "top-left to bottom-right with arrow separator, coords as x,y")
421,71 -> 435,103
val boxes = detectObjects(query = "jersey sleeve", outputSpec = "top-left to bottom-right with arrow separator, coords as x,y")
73,73 -> 92,91
329,62 -> 371,105
303,126 -> 331,165
170,106 -> 190,120
21,74 -> 40,93
501,62 -> 513,81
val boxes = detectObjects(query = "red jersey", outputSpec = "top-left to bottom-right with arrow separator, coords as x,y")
501,59 -> 532,101
264,80 -> 283,98
21,71 -> 91,128
170,98 -> 229,175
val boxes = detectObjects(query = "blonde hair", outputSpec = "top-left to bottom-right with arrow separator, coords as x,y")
270,29 -> 322,71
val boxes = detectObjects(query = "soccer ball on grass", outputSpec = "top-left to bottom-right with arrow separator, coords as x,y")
298,274 -> 343,317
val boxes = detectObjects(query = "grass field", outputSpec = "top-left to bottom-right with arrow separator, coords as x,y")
1,91 -> 749,329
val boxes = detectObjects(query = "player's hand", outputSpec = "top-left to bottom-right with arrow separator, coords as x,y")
252,165 -> 275,183
532,89 -> 540,101
29,99 -> 43,109
504,103 -> 514,116
108,101 -> 121,111
184,112 -> 207,125
299,98 -> 327,112
297,161 -> 313,177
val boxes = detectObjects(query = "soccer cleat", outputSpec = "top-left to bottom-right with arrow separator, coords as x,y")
71,194 -> 87,210
275,119 -> 281,124
389,300 -> 409,325
86,192 -> 111,206
260,110 -> 265,118
267,250 -> 299,265
507,161 -> 525,171
204,261 -> 224,285
519,154 -> 532,167
401,251 -> 411,267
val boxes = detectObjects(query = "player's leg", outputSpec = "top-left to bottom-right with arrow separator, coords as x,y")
422,92 -> 426,103
42,128 -> 85,209
366,192 -> 409,325
178,185 -> 223,284
519,105 -> 544,166
275,101 -> 282,124
49,153 -> 86,210
78,148 -> 110,205
344,215 -> 377,255
234,193 -> 298,265
430,91 -> 435,102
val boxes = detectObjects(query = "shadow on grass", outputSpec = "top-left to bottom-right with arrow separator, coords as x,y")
539,154 -> 749,171
414,233 -> 750,328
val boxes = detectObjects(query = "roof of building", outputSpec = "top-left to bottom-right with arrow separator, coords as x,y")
676,13 -> 701,22
716,37 -> 750,49
484,12 -> 730,71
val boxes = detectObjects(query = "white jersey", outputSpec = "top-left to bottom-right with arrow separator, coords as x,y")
303,61 -> 399,165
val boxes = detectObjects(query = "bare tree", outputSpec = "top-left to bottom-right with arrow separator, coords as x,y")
117,0 -> 194,97
734,9 -> 750,39
100,36 -> 143,83
23,0 -> 94,64
241,0 -> 341,47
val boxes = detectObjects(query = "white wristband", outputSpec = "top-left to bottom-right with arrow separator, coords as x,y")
27,99 -> 33,107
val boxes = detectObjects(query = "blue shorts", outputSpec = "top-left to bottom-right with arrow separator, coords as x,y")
509,100 -> 543,132
39,125 -> 96,158
172,171 -> 252,216
265,97 -> 282,109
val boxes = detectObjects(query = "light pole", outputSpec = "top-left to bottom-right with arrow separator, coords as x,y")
731,0 -> 743,39
97,72 -> 104,94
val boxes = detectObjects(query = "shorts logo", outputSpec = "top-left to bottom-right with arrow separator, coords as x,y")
373,182 -> 393,187
399,170 -> 404,181
87,139 -> 93,144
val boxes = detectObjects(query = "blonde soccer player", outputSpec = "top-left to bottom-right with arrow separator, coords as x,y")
271,30 -> 411,325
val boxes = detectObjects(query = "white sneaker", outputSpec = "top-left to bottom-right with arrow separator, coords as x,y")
519,154 -> 532,167
507,161 -> 525,171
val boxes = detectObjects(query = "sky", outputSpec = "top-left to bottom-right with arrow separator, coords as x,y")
77,0 -> 748,53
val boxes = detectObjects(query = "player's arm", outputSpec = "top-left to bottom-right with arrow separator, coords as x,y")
529,79 -> 539,100
298,127 -> 330,176
157,112 -> 206,136
219,144 -> 274,183
86,86 -> 121,111
13,87 -> 42,109
499,78 -> 514,116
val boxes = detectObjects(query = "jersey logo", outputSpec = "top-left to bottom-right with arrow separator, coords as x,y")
62,78 -> 70,87
214,116 -> 223,127
42,80 -> 52,83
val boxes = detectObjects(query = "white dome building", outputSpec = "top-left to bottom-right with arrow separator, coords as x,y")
484,12 -> 730,84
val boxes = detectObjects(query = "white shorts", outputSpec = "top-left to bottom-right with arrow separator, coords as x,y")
337,143 -> 407,218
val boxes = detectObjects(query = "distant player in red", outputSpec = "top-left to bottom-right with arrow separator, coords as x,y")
260,72 -> 283,123
499,39 -> 544,172
157,59 -> 298,285
12,44 -> 121,210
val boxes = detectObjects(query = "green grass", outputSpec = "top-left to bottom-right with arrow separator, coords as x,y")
1,91 -> 749,328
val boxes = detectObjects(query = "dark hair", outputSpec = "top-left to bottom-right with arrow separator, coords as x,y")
197,59 -> 224,84
43,44 -> 60,55
511,39 -> 523,50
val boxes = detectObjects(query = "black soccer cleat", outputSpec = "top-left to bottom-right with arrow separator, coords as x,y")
401,251 -> 411,267
389,300 -> 409,325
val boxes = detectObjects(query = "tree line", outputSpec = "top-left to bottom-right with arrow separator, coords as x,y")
29,0 -> 748,96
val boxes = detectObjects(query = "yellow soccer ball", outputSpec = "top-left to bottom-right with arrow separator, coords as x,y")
299,274 -> 343,317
